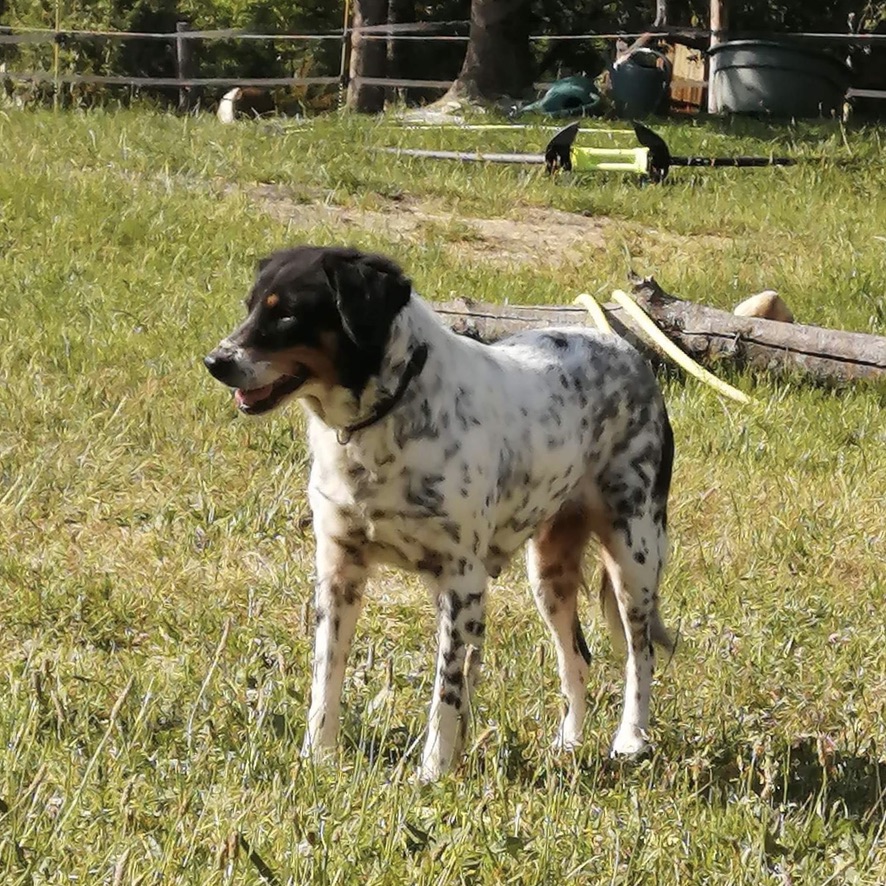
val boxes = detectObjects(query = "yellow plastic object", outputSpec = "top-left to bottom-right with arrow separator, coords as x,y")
571,146 -> 650,175
610,289 -> 754,405
574,293 -> 613,334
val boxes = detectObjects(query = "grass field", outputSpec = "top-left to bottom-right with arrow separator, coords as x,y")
1,107 -> 885,885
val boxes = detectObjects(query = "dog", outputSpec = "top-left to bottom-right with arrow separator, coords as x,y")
204,245 -> 674,781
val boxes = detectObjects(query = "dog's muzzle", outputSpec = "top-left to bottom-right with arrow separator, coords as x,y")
204,346 -> 309,415
203,349 -> 240,386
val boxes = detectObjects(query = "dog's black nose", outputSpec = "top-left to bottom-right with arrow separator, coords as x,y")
204,352 -> 234,382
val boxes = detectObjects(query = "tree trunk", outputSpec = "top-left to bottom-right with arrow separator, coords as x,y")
445,0 -> 533,102
431,278 -> 886,385
347,0 -> 387,113
385,0 -> 411,105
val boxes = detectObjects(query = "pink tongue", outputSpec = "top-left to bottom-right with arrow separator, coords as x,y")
235,385 -> 274,407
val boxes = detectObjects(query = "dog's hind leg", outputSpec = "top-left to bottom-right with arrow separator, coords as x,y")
526,501 -> 594,750
302,531 -> 368,761
419,556 -> 487,782
599,507 -> 671,758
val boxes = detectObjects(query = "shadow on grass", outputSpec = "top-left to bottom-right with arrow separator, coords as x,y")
684,735 -> 886,821
349,717 -> 885,831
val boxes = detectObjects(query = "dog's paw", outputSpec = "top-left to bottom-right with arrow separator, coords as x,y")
551,725 -> 583,754
300,735 -> 335,764
416,764 -> 442,784
417,747 -> 458,783
417,753 -> 452,783
609,727 -> 652,760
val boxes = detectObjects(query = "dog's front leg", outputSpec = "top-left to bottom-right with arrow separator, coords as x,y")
302,532 -> 368,761
419,558 -> 487,782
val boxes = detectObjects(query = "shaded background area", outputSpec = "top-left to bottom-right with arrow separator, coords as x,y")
1,0 -> 885,111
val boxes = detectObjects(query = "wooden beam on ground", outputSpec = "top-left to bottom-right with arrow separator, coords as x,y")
432,276 -> 886,385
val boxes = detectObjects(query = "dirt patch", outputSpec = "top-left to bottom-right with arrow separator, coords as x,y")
244,184 -> 610,267
242,183 -> 731,268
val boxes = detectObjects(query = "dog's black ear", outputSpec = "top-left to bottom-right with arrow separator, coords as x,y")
324,250 -> 412,349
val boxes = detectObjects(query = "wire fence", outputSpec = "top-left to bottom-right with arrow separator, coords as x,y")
1,21 -> 885,103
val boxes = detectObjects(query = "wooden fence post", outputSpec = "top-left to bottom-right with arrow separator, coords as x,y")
707,0 -> 727,113
386,0 -> 410,105
347,0 -> 386,112
175,21 -> 193,112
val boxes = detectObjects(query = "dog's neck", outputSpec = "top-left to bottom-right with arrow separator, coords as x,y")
299,294 -> 455,438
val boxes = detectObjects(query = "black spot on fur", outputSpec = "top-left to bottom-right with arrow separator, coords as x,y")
335,538 -> 367,567
573,615 -> 592,665
441,520 -> 462,544
443,442 -> 460,460
445,670 -> 464,688
440,690 -> 461,707
497,447 -> 516,490
405,473 -> 445,515
465,619 -> 485,637
652,410 -> 674,530
417,551 -> 444,577
341,581 -> 361,605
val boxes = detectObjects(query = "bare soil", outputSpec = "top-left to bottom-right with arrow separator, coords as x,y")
242,183 -> 730,269
245,184 -> 611,267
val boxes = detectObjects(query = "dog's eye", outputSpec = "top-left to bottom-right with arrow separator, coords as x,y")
276,316 -> 296,331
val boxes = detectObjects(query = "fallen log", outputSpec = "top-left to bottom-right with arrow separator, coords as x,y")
433,276 -> 886,385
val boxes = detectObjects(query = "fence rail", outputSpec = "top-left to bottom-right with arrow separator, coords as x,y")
4,24 -> 886,45
6,71 -> 340,88
1,22 -> 884,102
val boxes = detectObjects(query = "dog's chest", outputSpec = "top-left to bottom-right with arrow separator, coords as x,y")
310,435 -> 478,563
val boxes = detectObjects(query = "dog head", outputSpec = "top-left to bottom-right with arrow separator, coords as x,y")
204,245 -> 412,415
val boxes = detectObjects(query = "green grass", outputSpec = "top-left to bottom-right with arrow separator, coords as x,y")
0,107 -> 885,884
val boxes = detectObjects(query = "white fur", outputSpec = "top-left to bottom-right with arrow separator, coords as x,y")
294,293 -> 673,780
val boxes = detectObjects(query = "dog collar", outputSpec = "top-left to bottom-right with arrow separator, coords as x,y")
336,344 -> 429,445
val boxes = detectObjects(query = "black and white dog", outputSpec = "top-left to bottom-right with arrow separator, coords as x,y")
204,245 -> 674,781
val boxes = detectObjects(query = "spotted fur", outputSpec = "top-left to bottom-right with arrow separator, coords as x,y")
205,245 -> 675,781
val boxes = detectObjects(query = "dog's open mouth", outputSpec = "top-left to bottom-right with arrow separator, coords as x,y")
234,368 -> 310,415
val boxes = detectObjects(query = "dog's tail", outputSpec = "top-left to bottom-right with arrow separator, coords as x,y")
599,572 -> 675,656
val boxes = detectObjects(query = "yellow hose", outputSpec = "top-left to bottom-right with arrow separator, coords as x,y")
610,289 -> 754,405
574,293 -> 613,334
574,290 -> 753,405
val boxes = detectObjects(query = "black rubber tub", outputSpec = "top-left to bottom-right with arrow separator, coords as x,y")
709,39 -> 851,117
